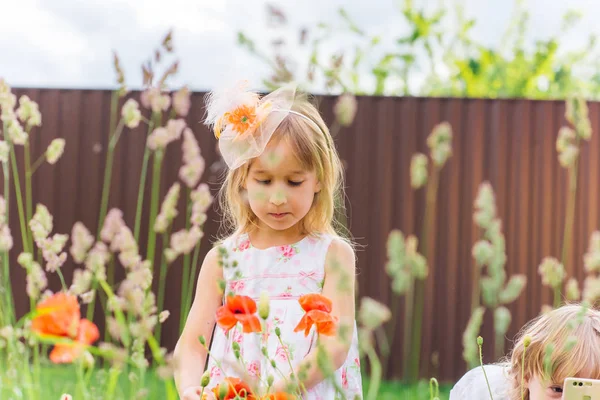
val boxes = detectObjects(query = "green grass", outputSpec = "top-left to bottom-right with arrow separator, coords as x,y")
0,363 -> 168,400
0,364 -> 453,399
366,379 -> 452,399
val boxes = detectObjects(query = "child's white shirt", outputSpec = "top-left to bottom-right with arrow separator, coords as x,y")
450,363 -> 511,400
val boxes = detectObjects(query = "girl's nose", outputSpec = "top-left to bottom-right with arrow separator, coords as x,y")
270,190 -> 287,206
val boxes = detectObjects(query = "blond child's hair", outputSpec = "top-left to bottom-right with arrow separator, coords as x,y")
507,304 -> 600,400
217,92 -> 349,242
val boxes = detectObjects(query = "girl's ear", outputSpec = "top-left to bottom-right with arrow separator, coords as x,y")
315,181 -> 322,193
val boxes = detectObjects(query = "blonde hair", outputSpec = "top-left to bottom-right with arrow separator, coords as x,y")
507,304 -> 600,400
217,92 -> 349,243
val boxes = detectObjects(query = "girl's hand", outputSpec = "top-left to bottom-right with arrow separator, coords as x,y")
181,386 -> 212,400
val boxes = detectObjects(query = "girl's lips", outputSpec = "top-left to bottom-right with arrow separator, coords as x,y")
269,213 -> 289,219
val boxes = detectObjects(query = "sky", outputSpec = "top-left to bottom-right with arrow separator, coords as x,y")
2,0 -> 600,94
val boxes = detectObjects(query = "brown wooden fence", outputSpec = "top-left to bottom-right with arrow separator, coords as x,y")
4,89 -> 600,382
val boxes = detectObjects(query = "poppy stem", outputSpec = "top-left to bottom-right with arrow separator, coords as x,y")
276,334 -> 307,395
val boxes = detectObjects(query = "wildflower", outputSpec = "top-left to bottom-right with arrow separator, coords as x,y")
472,240 -> 494,265
42,233 -> 69,253
166,118 -> 186,140
559,145 -> 579,168
406,235 -> 428,279
25,262 -> 48,301
358,297 -> 391,330
410,153 -> 428,189
0,79 -> 13,100
98,343 -> 128,367
113,51 -> 127,96
584,231 -> 600,272
427,122 -> 453,166
566,97 -> 592,140
156,353 -> 176,380
129,315 -> 158,339
179,128 -> 205,188
16,95 -> 42,128
462,307 -> 485,368
0,224 -> 12,251
61,395 -> 73,400
565,278 -> 580,302
180,158 -> 206,189
191,183 -> 213,226
147,119 -> 185,151
333,93 -> 357,127
106,317 -> 124,343
84,242 -> 109,281
70,269 -> 93,296
70,222 -> 94,264
169,226 -> 203,256
141,87 -> 171,113
100,209 -> 125,243
46,138 -> 66,164
294,293 -> 337,336
80,291 -> 94,304
494,306 -> 511,336
30,204 -> 53,240
121,99 -> 142,129
583,276 -> 600,304
147,127 -> 169,150
42,247 -> 68,273
1,106 -> 15,124
216,295 -> 261,333
154,183 -> 180,233
126,262 -> 153,291
556,127 -> 576,153
538,257 -> 565,289
164,248 -> 178,264
159,310 -> 170,323
473,182 -> 496,229
7,120 -> 28,145
498,275 -> 527,304
111,226 -> 138,257
173,86 -> 191,117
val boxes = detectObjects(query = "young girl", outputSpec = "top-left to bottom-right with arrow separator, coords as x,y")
450,304 -> 600,400
174,82 -> 363,399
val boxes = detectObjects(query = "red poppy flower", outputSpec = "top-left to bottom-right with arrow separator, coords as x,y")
212,377 -> 256,400
216,295 -> 261,333
262,393 -> 296,400
294,294 -> 337,337
31,292 -> 81,338
49,319 -> 100,363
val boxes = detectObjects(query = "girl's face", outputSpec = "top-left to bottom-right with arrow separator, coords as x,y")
245,138 -> 321,235
528,371 -> 594,400
527,375 -> 564,399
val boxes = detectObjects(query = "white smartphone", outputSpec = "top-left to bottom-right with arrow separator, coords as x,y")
564,378 -> 600,400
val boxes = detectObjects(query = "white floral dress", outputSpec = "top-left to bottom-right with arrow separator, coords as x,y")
205,232 -> 363,399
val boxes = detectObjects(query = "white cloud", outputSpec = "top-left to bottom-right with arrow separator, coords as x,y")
1,0 -> 600,92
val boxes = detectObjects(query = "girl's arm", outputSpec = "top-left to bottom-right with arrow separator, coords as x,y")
276,238 -> 357,392
174,246 -> 223,397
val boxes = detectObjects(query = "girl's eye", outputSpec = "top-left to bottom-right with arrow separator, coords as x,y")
256,179 -> 271,185
549,386 -> 563,394
288,180 -> 303,187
